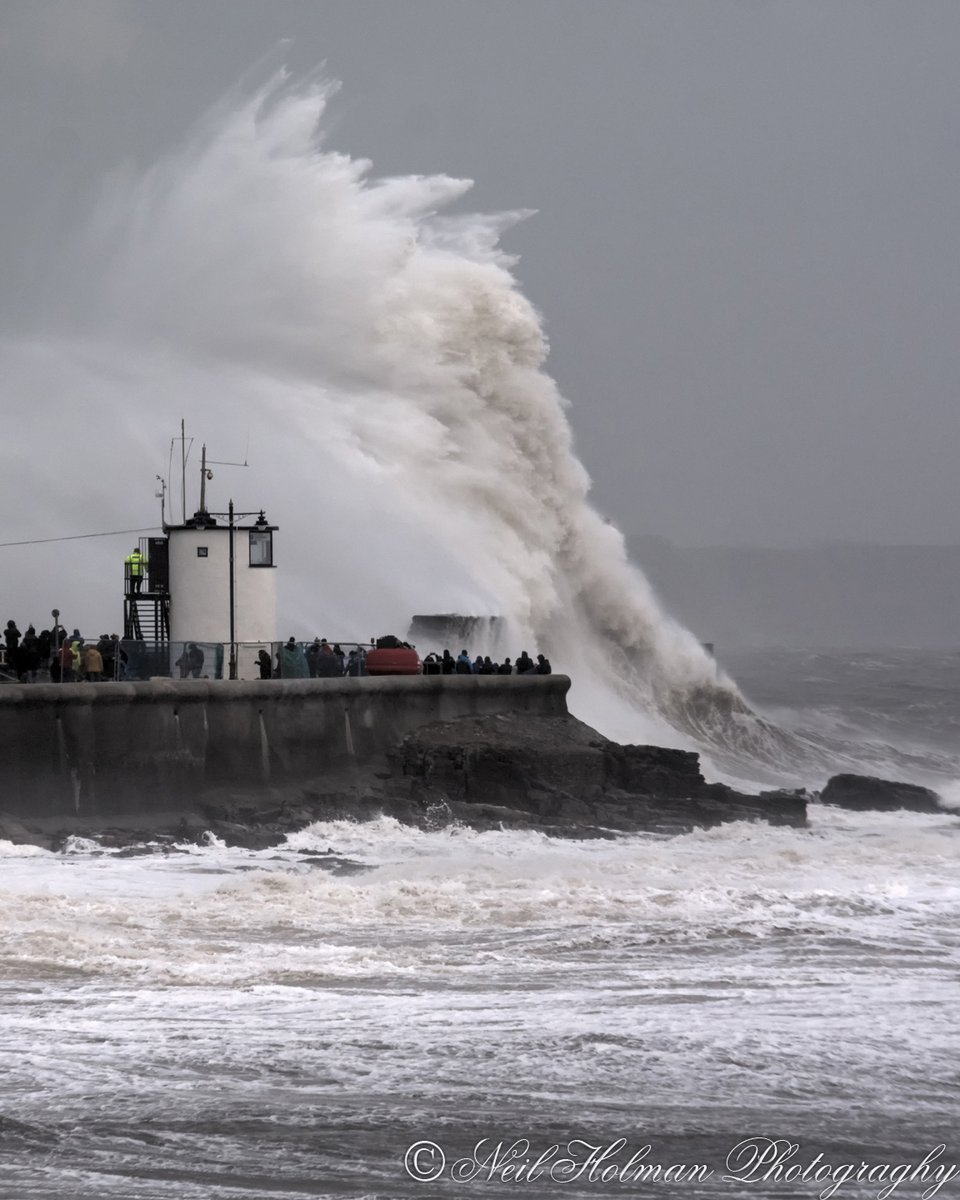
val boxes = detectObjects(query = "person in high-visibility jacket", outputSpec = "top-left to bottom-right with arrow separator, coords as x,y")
125,547 -> 145,593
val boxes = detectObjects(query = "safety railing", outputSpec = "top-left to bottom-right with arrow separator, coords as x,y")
2,636 -> 542,683
10,639 -> 377,682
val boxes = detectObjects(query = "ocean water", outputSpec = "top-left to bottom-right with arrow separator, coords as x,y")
1,649 -> 958,1199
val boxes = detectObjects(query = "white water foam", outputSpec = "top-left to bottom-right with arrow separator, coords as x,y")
1,813 -> 957,989
1,814 -> 957,1197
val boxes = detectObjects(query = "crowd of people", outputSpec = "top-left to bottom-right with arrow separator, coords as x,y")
252,637 -> 557,680
2,620 -> 125,683
2,618 -> 554,683
272,639 -> 553,678
422,649 -> 552,675
269,638 -> 367,679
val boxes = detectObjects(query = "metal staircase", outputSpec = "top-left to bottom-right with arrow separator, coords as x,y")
124,594 -> 170,642
123,535 -> 171,644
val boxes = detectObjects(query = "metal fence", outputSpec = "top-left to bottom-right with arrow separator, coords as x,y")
1,639 -> 378,683
2,637 -> 530,684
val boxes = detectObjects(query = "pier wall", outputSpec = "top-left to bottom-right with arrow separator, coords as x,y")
0,675 -> 570,820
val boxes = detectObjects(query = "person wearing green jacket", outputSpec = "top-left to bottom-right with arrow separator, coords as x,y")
125,547 -> 145,593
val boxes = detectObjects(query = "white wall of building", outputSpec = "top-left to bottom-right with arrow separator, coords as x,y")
168,526 -> 276,644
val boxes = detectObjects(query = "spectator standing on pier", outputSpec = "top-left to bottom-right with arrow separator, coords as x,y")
314,645 -> 343,677
4,620 -> 20,663
69,634 -> 83,679
305,638 -> 323,677
16,627 -> 40,681
278,638 -> 309,678
83,643 -> 104,682
97,636 -> 114,681
110,634 -> 127,680
175,642 -> 204,679
58,638 -> 75,683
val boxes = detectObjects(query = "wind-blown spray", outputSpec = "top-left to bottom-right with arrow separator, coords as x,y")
1,72 -> 795,770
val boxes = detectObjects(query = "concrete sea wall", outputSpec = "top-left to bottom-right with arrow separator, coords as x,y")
0,675 -> 570,820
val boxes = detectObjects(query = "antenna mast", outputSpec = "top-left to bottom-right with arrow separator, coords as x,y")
199,444 -> 213,513
180,418 -> 187,524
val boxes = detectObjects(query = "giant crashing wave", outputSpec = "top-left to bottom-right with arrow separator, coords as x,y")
0,69 -> 831,785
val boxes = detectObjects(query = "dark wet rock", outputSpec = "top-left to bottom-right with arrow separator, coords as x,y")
820,773 -> 944,813
0,814 -> 44,845
386,713 -> 807,834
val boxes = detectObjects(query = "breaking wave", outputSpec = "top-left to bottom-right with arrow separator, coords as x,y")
0,69 -> 889,781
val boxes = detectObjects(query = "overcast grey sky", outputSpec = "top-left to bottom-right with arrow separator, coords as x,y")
2,0 -> 958,548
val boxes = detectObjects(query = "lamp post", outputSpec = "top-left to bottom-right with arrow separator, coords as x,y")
204,503 -> 273,682
51,608 -> 60,684
228,499 -> 236,680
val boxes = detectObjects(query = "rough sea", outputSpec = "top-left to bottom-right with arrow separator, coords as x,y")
1,59 -> 958,1200
1,647 -> 958,1200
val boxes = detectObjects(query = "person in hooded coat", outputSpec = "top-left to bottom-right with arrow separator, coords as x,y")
278,638 -> 309,678
16,627 -> 40,681
4,620 -> 20,662
305,639 -> 323,677
315,646 -> 343,677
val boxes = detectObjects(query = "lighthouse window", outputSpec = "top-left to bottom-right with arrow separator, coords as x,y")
249,529 -> 273,567
196,546 -> 208,558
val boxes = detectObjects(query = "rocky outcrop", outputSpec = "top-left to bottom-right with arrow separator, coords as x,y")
820,773 -> 944,813
386,713 -> 807,836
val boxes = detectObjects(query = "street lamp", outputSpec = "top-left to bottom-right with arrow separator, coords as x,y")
205,501 -> 271,681
228,500 -> 236,680
51,608 -> 61,683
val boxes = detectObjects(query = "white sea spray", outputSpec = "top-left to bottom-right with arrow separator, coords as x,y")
0,71 -> 773,762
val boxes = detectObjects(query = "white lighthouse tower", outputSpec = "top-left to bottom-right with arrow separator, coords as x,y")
124,442 -> 278,680
167,502 -> 277,677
